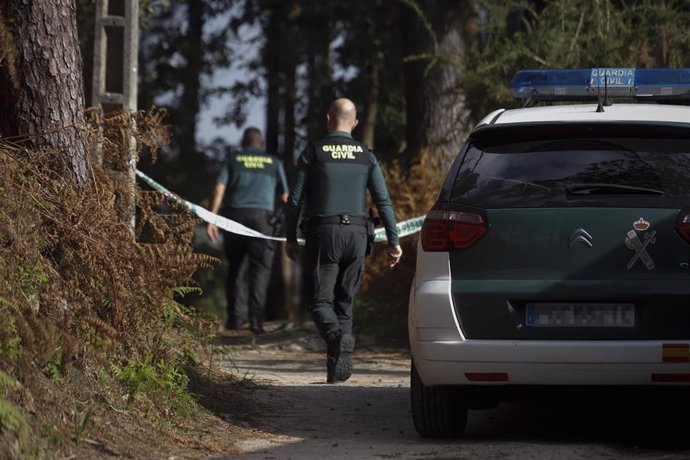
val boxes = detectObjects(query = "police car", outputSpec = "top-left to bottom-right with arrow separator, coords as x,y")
408,68 -> 690,437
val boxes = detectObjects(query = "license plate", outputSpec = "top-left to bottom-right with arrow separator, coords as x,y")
525,302 -> 635,327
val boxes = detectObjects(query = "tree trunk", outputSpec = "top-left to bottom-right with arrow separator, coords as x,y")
162,0 -> 205,203
263,4 -> 281,155
302,3 -> 334,141
262,0 -> 300,160
361,61 -> 380,150
0,0 -> 89,185
177,0 -> 202,164
402,0 -> 471,167
653,0 -> 668,67
283,65 -> 296,163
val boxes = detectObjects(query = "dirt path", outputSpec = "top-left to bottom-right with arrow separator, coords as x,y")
209,323 -> 690,460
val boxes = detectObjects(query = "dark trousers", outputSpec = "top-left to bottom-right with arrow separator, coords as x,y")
222,208 -> 274,329
303,222 -> 367,352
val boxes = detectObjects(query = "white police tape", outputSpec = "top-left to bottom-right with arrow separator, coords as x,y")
136,170 -> 425,244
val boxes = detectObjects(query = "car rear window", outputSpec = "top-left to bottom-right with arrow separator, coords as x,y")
451,129 -> 690,208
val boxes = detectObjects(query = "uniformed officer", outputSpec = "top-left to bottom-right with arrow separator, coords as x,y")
285,98 -> 403,383
208,127 -> 288,334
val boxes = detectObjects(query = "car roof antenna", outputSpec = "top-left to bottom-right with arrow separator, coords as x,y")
600,29 -> 613,108
603,74 -> 612,106
596,79 -> 605,112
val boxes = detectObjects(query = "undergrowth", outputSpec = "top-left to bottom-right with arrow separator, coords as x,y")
359,149 -> 444,332
0,109 -> 220,458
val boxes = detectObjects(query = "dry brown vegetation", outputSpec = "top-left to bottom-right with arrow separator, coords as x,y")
359,149 -> 444,331
0,9 -> 19,90
0,110 -> 250,458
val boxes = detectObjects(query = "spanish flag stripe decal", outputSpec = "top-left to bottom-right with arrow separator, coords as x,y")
662,343 -> 690,362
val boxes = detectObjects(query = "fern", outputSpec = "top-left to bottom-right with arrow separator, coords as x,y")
0,370 -> 25,432
172,286 -> 203,297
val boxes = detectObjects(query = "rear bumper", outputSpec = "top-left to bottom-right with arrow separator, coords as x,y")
409,248 -> 690,387
411,339 -> 690,386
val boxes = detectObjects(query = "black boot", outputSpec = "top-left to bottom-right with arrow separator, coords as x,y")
326,354 -> 337,384
334,333 -> 355,382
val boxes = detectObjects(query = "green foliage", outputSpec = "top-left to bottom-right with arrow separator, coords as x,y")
43,347 -> 64,382
0,370 -> 26,433
162,300 -> 186,325
97,368 -> 111,385
112,356 -> 190,409
82,323 -> 112,350
164,286 -> 204,325
72,408 -> 92,444
99,284 -> 111,309
113,360 -> 157,403
172,286 -> 203,297
0,315 -> 22,361
398,0 -> 438,72
0,370 -> 18,389
0,399 -> 26,433
18,263 -> 48,296
464,0 -> 690,122
40,422 -> 65,445
0,295 -> 17,309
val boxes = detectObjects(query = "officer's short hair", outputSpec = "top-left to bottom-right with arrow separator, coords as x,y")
241,127 -> 263,148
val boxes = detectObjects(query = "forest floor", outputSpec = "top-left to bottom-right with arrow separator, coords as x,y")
203,322 -> 690,460
208,321 -> 416,459
70,320 -> 408,459
75,320 -> 690,459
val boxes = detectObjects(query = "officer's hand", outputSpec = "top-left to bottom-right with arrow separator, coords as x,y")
207,223 -> 220,244
387,245 -> 403,268
285,241 -> 299,262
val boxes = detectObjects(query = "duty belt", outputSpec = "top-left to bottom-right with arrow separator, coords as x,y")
309,215 -> 366,226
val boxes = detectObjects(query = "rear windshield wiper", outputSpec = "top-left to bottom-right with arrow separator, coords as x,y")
565,183 -> 664,195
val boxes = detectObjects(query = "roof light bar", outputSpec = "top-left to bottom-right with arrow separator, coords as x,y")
509,68 -> 690,102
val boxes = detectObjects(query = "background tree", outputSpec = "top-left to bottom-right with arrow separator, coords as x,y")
0,0 -> 89,185
333,0 -> 406,155
400,0 -> 476,166
72,0 -> 690,326
137,0 -> 235,203
463,0 -> 690,123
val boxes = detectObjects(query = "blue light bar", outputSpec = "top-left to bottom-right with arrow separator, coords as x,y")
509,68 -> 690,101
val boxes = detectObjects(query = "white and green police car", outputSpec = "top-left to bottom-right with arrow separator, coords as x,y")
409,68 -> 690,437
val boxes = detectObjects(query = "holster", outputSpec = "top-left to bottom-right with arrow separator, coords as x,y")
299,218 -> 310,235
365,210 -> 380,257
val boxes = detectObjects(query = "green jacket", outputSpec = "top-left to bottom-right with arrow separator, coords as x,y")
217,147 -> 287,212
286,132 -> 399,246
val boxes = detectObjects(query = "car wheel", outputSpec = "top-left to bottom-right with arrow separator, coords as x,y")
411,360 -> 468,438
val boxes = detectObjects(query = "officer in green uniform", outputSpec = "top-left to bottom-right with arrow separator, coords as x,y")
285,98 -> 403,383
208,127 -> 288,334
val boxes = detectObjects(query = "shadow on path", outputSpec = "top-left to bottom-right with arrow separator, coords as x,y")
202,323 -> 690,459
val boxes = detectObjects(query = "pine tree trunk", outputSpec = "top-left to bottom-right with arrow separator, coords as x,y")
362,62 -> 380,149
303,4 -> 334,141
402,0 -> 471,167
263,5 -> 281,155
178,0 -> 202,163
283,66 -> 296,162
0,0 -> 89,185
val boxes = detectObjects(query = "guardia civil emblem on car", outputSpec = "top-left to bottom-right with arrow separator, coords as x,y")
633,218 -> 651,231
625,229 -> 656,270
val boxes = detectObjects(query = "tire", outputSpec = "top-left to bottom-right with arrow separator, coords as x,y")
411,360 -> 468,438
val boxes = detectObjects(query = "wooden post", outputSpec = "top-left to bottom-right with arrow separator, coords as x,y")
91,0 -> 138,230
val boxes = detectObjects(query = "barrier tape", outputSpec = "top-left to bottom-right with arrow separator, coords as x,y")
136,170 -> 425,244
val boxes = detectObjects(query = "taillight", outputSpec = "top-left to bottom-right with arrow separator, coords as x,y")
676,208 -> 690,244
420,204 -> 488,251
